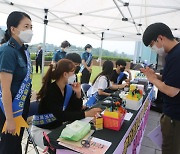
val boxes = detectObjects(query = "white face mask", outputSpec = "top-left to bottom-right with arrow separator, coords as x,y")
68,74 -> 76,84
18,29 -> 33,43
63,47 -> 69,52
152,44 -> 165,56
86,48 -> 92,53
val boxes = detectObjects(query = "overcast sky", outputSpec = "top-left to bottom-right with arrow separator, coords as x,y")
0,12 -> 136,54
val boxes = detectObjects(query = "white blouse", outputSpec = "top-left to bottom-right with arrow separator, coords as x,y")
87,75 -> 112,96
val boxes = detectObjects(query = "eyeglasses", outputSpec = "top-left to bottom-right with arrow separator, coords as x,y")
148,40 -> 155,48
148,39 -> 158,48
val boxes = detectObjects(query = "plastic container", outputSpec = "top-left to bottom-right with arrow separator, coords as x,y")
125,97 -> 143,110
103,112 -> 126,131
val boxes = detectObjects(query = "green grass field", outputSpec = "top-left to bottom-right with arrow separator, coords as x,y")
32,65 -> 102,92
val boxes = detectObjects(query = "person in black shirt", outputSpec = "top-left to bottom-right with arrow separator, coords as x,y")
142,23 -> 180,154
31,59 -> 101,150
52,40 -> 71,63
110,59 -> 131,86
65,52 -> 81,82
81,44 -> 93,84
35,45 -> 42,73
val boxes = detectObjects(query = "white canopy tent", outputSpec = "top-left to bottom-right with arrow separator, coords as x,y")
0,0 -> 180,73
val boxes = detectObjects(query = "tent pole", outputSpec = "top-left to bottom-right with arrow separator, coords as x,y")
99,32 -> 104,66
41,9 -> 48,78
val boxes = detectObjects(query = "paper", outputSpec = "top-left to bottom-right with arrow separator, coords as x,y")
58,136 -> 112,154
91,137 -> 112,147
124,112 -> 133,121
147,125 -> 162,149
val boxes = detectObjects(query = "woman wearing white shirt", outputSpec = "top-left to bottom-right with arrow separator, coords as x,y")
88,60 -> 127,100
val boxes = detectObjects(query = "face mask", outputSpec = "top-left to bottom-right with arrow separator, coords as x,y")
87,49 -> 92,53
64,48 -> 69,52
68,74 -> 76,84
18,29 -> 33,43
75,66 -> 80,74
152,44 -> 165,56
120,67 -> 125,72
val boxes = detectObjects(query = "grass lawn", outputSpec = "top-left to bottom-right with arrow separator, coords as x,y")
32,65 -> 102,92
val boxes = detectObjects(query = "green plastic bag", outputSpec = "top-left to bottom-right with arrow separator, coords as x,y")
60,120 -> 91,141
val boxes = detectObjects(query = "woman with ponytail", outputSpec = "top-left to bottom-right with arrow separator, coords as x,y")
31,59 -> 101,150
0,11 -> 33,154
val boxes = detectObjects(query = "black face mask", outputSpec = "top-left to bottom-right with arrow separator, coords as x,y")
120,67 -> 125,72
75,66 -> 81,74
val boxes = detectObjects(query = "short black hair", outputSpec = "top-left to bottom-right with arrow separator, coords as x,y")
65,53 -> 81,64
143,23 -> 174,46
116,59 -> 126,67
85,44 -> 92,50
61,40 -> 71,48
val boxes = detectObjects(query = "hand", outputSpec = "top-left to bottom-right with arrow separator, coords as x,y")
122,83 -> 128,88
85,108 -> 102,117
5,118 -> 16,135
71,82 -> 81,98
87,67 -> 92,73
82,105 -> 88,110
118,83 -> 128,89
125,69 -> 131,74
125,81 -> 130,87
140,67 -> 157,83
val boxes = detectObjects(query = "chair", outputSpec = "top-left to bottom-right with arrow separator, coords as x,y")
24,100 -> 40,154
81,83 -> 91,101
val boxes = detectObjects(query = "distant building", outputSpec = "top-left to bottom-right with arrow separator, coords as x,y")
0,28 -> 5,43
134,41 -> 157,65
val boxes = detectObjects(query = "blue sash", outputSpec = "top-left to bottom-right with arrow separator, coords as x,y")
79,53 -> 92,73
32,84 -> 73,126
117,72 -> 125,84
0,50 -> 32,135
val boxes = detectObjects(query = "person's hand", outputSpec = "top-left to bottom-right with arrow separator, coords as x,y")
87,67 -> 92,73
82,105 -> 88,111
140,67 -> 157,83
118,83 -> 128,89
85,108 -> 102,117
71,82 -> 81,98
125,69 -> 131,74
5,118 -> 16,135
125,81 -> 130,87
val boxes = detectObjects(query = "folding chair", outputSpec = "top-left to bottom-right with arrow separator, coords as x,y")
81,83 -> 91,101
24,100 -> 40,154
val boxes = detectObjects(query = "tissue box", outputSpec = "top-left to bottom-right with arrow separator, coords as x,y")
125,97 -> 143,110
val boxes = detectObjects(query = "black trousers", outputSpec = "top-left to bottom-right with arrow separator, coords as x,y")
160,114 -> 180,154
0,97 -> 30,154
81,68 -> 91,84
36,61 -> 42,73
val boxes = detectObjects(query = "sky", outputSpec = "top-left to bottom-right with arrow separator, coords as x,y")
0,12 -> 136,55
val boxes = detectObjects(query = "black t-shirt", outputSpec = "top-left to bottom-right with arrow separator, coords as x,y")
37,82 -> 85,129
110,70 -> 127,84
162,43 -> 180,120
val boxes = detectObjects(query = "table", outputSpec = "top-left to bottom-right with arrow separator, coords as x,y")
44,88 -> 154,154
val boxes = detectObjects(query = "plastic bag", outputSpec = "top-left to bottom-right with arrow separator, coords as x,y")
60,120 -> 91,141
